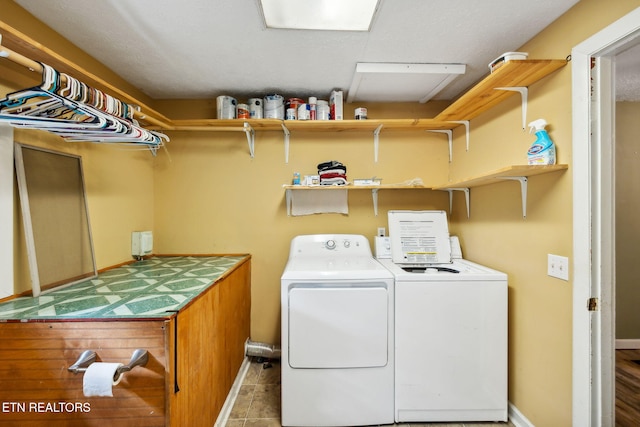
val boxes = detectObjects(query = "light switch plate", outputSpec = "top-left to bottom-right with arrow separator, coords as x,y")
548,254 -> 569,281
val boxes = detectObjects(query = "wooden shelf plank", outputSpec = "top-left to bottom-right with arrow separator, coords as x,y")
170,61 -> 567,134
172,118 -> 455,132
171,119 -> 284,130
435,60 -> 567,122
284,118 -> 453,132
432,164 -> 568,189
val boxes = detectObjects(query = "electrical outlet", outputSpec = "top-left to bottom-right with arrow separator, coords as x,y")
377,227 -> 386,237
548,254 -> 569,281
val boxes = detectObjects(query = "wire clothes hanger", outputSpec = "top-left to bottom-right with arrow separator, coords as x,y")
0,62 -> 169,149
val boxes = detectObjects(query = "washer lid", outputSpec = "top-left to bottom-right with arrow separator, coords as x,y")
379,258 -> 507,281
388,210 -> 451,265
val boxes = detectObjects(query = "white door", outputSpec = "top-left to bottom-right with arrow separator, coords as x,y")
288,285 -> 388,368
572,7 -> 640,426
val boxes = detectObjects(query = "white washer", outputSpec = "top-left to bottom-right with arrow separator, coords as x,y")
381,210 -> 508,423
281,234 -> 394,427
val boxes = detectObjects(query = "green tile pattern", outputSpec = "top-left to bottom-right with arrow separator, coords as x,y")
0,256 -> 246,321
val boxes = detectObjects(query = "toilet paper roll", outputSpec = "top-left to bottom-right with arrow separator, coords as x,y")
83,362 -> 124,397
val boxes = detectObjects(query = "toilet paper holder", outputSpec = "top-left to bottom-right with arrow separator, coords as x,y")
68,349 -> 149,380
68,350 -> 97,373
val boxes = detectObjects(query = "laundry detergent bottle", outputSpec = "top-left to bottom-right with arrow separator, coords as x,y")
527,119 -> 556,165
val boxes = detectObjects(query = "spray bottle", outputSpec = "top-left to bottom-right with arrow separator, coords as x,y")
527,119 -> 556,165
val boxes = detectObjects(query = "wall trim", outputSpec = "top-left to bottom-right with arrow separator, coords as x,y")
616,339 -> 640,349
509,401 -> 535,427
214,356 -> 251,427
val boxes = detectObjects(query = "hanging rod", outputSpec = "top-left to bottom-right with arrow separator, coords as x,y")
0,43 -> 173,130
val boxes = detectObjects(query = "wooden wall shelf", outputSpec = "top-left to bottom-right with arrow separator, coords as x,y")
169,60 -> 566,163
433,164 -> 569,218
0,18 -> 567,138
170,118 -> 454,132
432,164 -> 569,190
1,15 -> 567,164
434,59 -> 568,122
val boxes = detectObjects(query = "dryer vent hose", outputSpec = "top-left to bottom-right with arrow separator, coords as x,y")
245,339 -> 281,359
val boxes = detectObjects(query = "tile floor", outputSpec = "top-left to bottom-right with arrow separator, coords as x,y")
226,358 -> 282,427
225,358 -> 515,427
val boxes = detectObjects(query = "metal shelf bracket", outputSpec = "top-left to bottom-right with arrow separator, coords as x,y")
427,129 -> 453,162
243,122 -> 255,158
373,124 -> 383,163
371,188 -> 379,216
498,176 -> 528,218
448,120 -> 470,151
495,87 -> 528,129
281,123 -> 291,163
441,188 -> 470,218
285,188 -> 292,215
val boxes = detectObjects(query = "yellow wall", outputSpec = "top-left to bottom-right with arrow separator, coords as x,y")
445,1 -> 640,425
3,0 -> 640,425
152,103 -> 451,342
616,101 -> 640,339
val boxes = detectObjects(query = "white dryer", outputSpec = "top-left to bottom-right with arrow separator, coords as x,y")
380,210 -> 508,423
281,234 -> 394,427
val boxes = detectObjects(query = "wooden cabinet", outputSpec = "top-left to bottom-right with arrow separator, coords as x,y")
0,255 -> 251,427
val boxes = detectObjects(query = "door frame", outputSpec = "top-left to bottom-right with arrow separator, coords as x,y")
572,7 -> 640,426
0,124 -> 13,299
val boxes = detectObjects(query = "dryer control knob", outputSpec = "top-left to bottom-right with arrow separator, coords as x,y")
325,239 -> 336,250
343,240 -> 351,248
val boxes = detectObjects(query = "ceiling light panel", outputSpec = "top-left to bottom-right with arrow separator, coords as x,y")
259,0 -> 380,31
347,63 -> 466,103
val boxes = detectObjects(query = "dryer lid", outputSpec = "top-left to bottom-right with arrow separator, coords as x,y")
388,210 -> 451,265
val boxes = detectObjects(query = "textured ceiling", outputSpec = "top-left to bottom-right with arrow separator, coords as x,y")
14,0 -> 583,102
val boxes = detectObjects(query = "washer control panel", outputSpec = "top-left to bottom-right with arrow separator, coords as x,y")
290,234 -> 372,257
325,238 -> 355,250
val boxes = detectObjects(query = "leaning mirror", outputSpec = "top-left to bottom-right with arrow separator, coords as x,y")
14,143 -> 97,297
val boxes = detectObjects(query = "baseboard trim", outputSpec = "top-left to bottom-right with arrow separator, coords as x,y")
616,339 -> 640,349
214,356 -> 251,427
508,401 -> 535,427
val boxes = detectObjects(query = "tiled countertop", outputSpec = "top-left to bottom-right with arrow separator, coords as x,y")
0,255 -> 248,321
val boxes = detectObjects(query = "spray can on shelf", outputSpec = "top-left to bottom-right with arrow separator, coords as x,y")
308,97 -> 317,120
527,119 -> 556,165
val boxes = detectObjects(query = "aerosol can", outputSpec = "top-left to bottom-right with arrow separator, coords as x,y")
527,119 -> 556,165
